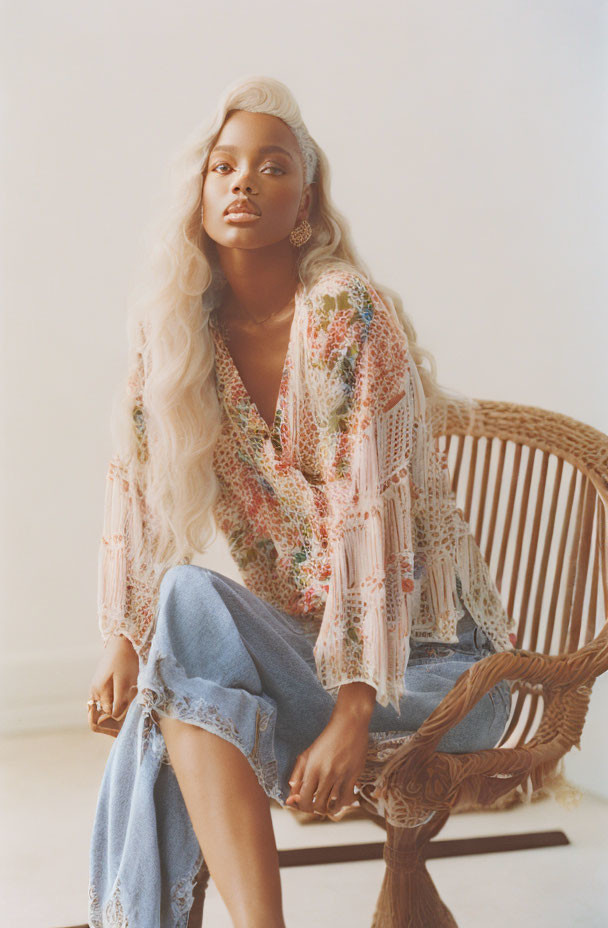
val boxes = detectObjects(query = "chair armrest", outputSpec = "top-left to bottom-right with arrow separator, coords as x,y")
373,621 -> 608,800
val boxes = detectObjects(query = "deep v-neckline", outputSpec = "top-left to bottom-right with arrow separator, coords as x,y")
210,287 -> 303,441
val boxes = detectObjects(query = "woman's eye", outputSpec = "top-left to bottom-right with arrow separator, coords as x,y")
211,162 -> 284,175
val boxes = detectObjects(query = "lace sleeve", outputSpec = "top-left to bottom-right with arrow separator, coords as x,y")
307,272 -> 427,714
97,349 -> 159,659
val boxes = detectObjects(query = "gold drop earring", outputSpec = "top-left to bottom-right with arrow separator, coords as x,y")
289,218 -> 313,247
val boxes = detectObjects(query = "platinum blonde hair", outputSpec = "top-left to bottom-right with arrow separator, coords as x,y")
109,73 -> 476,575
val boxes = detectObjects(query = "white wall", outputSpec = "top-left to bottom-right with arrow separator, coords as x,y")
1,1 -> 606,796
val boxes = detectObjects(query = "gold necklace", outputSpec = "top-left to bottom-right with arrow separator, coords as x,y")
241,300 -> 294,326
220,295 -> 296,337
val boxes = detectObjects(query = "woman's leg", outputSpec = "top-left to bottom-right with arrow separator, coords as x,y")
156,713 -> 285,928
367,606 -> 512,749
136,563 -> 333,927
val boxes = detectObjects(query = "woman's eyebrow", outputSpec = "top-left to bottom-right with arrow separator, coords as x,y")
209,144 -> 294,161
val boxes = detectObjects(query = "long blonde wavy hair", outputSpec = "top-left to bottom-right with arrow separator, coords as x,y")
109,74 -> 476,573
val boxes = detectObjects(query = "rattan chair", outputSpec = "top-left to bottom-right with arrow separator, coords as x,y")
182,398 -> 608,927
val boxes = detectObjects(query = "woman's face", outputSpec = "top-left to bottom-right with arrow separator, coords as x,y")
201,109 -> 311,251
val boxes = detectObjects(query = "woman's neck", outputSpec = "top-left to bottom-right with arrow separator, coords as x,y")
216,244 -> 300,323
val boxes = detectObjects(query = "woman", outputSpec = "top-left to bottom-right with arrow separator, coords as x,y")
87,74 -> 516,928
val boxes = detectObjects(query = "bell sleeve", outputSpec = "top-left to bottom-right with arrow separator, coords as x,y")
307,272 -> 427,714
97,349 -> 160,660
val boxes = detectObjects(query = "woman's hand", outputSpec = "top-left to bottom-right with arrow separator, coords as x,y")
88,634 -> 140,733
285,712 -> 371,816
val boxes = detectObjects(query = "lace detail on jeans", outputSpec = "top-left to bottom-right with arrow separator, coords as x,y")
170,850 -> 206,928
137,651 -> 283,804
88,875 -> 129,927
88,881 -> 103,927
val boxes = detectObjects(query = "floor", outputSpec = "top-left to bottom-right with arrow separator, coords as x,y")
2,726 -> 607,928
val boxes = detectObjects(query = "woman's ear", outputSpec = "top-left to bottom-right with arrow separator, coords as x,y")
300,182 -> 316,224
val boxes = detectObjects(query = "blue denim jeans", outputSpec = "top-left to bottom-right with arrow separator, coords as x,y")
89,565 -> 512,927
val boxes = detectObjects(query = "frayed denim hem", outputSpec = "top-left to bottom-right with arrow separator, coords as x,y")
136,646 -> 285,807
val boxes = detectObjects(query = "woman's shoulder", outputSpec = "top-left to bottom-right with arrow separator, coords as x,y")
303,265 -> 411,369
303,266 -> 378,338
306,263 -> 399,343
306,264 -> 373,300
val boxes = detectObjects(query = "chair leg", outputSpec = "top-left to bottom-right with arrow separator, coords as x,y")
186,859 -> 211,928
371,810 -> 458,928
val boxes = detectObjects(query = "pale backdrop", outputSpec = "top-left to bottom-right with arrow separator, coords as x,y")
1,0 -> 606,798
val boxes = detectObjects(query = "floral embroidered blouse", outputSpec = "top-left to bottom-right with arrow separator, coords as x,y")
97,266 -> 517,713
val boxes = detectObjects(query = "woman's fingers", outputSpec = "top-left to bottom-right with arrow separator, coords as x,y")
294,775 -> 319,813
87,700 -> 98,732
316,775 -> 360,816
86,672 -> 114,732
88,640 -> 140,736
98,678 -> 114,715
286,755 -> 348,815
285,753 -> 307,806
313,779 -> 343,815
112,682 -> 138,720
340,777 -> 359,808
87,696 -> 109,731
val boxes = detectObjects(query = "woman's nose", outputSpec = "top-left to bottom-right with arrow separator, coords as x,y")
232,174 -> 254,194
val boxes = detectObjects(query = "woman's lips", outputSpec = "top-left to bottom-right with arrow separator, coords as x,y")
224,211 -> 262,222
